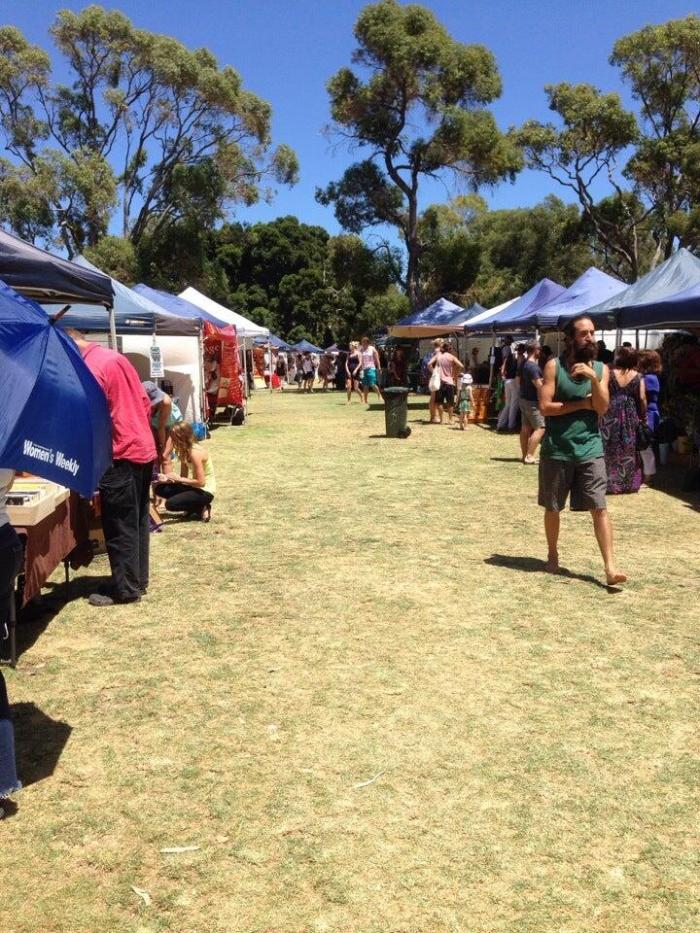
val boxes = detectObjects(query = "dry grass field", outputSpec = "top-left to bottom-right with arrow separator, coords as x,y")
3,388 -> 699,932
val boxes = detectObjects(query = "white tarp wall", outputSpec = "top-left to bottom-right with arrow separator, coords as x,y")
121,335 -> 203,422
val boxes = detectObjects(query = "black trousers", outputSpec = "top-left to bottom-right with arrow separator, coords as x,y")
99,460 -> 153,601
0,523 -> 23,664
153,482 -> 213,516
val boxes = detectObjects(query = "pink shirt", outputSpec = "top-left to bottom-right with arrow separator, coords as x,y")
437,353 -> 456,385
81,344 -> 157,464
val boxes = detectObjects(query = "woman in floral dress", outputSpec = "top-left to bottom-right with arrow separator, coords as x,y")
600,346 -> 647,494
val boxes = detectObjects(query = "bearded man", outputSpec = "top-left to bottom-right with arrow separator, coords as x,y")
538,315 -> 626,586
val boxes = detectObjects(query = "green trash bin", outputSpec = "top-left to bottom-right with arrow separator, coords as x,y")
383,386 -> 411,438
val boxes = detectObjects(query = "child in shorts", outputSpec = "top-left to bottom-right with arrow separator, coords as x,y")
457,373 -> 474,430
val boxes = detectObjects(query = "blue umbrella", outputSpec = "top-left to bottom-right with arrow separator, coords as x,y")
0,279 -> 112,498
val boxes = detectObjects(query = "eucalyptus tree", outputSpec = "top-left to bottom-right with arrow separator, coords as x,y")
316,0 -> 520,309
0,6 -> 297,255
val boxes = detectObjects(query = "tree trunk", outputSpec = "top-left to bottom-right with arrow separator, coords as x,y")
405,188 -> 422,311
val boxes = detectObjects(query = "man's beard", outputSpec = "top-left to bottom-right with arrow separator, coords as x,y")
574,342 -> 597,363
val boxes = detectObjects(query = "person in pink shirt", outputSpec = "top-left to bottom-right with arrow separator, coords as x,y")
429,340 -> 464,424
66,330 -> 156,606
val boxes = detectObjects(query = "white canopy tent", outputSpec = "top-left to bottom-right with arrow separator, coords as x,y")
178,288 -> 269,397
179,287 -> 269,342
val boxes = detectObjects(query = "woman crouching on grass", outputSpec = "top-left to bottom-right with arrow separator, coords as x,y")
154,422 -> 216,522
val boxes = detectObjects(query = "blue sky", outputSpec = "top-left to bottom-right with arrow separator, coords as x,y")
4,0 -> 695,236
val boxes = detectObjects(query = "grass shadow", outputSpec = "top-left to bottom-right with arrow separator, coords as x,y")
485,553 -> 620,591
6,573 -> 112,663
13,701 -> 72,788
650,464 -> 700,509
490,456 -> 525,463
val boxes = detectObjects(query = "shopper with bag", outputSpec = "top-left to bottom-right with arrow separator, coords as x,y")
600,346 -> 646,494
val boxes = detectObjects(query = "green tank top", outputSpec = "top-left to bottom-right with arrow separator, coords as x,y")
541,356 -> 604,462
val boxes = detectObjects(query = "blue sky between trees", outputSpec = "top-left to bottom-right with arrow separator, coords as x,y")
7,0 -> 697,238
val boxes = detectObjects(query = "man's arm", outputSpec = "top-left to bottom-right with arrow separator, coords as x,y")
570,362 -> 609,416
373,348 -> 381,370
539,359 -> 594,417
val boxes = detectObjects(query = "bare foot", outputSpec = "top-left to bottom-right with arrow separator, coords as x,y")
545,553 -> 560,574
606,571 -> 627,586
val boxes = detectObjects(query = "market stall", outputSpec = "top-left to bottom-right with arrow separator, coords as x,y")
179,287 -> 268,398
53,257 -> 206,421
0,276 -> 112,665
134,285 -> 241,418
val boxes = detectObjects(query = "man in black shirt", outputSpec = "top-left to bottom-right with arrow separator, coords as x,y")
596,340 -> 614,365
519,340 -> 545,464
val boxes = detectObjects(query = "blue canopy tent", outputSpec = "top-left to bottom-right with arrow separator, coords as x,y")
254,332 -> 292,350
51,257 -> 199,336
610,282 -> 700,331
132,285 -> 230,329
466,278 -> 565,333
0,229 -> 113,307
515,268 -> 627,331
389,297 -> 465,338
292,339 -> 324,354
581,248 -> 700,330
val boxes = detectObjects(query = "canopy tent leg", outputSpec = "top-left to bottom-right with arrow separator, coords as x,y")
635,329 -> 640,349
197,324 -> 206,425
108,306 -> 117,351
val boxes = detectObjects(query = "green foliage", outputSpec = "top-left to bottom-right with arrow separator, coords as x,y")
0,6 -> 297,254
317,0 -> 520,309
419,195 -> 594,308
83,235 -> 137,283
518,14 -> 700,277
612,15 -> 700,258
127,215 -> 397,344
469,197 -> 594,306
516,82 -> 643,279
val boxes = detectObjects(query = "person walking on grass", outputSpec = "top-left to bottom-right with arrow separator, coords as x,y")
538,315 -> 627,587
456,372 -> 474,430
429,340 -> 463,425
345,341 -> 363,403
519,340 -> 545,464
425,338 -> 442,423
359,336 -> 382,405
301,352 -> 315,393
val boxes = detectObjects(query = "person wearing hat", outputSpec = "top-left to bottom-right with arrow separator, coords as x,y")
143,380 -> 183,473
456,372 -> 474,431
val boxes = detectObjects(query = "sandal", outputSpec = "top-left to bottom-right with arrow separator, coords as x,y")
200,505 -> 211,523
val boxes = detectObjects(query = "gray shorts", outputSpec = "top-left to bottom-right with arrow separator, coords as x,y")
538,457 -> 608,512
519,398 -> 545,429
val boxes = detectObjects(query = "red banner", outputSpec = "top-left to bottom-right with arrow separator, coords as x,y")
203,322 -> 242,407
